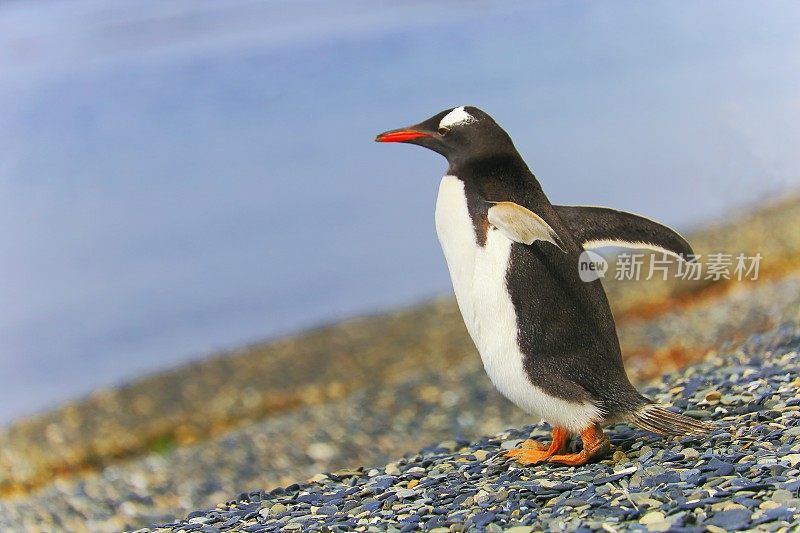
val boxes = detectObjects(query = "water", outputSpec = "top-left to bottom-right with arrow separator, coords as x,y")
1,0 -> 799,425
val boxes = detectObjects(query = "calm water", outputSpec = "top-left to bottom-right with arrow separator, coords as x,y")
1,0 -> 799,425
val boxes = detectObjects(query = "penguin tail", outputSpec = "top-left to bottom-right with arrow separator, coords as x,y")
629,403 -> 714,437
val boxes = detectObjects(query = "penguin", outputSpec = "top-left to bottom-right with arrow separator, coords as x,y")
376,106 -> 711,466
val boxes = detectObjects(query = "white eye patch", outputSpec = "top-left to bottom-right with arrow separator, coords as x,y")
439,106 -> 476,129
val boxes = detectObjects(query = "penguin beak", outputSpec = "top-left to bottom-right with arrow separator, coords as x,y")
375,128 -> 431,143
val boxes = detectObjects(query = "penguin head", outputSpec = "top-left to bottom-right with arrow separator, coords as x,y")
376,106 -> 517,164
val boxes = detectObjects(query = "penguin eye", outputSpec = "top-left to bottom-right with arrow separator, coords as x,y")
438,126 -> 450,135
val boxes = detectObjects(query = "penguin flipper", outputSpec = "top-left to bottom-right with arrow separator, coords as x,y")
488,201 -> 565,251
553,205 -> 694,260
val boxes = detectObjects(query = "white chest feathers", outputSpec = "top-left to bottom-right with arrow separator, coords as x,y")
434,175 -> 599,432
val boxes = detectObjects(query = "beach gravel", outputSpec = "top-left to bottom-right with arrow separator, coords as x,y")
0,275 -> 798,532
0,198 -> 798,532
141,318 -> 800,532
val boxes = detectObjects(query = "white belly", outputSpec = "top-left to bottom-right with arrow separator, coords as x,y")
434,175 -> 598,433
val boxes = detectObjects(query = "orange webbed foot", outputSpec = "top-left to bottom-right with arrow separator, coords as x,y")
504,447 -> 552,465
548,423 -> 610,467
520,438 -> 548,451
504,427 -> 570,465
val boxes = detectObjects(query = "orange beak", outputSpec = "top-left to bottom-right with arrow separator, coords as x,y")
375,129 -> 430,143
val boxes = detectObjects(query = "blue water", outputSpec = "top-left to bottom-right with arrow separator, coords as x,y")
1,0 -> 799,425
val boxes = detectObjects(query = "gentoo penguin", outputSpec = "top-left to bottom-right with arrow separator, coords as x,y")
376,106 -> 710,466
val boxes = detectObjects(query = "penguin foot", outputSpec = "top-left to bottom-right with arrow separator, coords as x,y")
519,439 -> 549,451
548,423 -> 610,467
505,427 -> 570,465
504,448 -> 552,465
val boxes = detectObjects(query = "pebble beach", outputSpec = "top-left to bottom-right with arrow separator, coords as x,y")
0,196 -> 799,532
149,321 -> 800,533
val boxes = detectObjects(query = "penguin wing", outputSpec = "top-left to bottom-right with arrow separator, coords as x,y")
487,201 -> 565,251
553,205 -> 694,259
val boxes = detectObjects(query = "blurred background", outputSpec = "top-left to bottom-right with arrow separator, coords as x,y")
2,0 -> 799,426
3,1 -> 800,531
